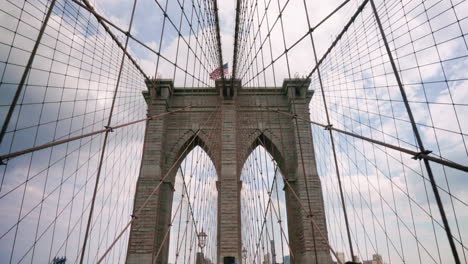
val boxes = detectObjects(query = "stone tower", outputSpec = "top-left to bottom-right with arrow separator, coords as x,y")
125,79 -> 331,264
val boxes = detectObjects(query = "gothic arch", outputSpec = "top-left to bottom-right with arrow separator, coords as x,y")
243,131 -> 280,172
240,128 -> 297,178
166,129 -> 220,179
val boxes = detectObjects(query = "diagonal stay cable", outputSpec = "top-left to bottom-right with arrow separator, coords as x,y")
0,106 -> 192,163
68,0 -> 213,86
74,0 -> 149,80
152,187 -> 186,264
78,0 -> 140,261
259,106 -> 468,173
238,0 -> 354,84
246,0 -> 370,87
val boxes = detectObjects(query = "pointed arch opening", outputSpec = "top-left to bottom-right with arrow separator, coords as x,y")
170,131 -> 220,175
166,144 -> 218,264
240,142 -> 291,264
241,131 -> 288,175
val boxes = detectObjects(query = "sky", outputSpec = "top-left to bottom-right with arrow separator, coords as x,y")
0,0 -> 467,263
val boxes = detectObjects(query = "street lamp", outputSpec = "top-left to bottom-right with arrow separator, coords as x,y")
197,230 -> 208,264
198,230 -> 207,250
242,247 -> 247,263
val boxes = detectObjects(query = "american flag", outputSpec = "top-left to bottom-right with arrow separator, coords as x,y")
209,63 -> 228,80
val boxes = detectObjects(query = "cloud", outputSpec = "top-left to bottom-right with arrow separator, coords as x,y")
1,0 -> 467,264
0,1 -> 146,263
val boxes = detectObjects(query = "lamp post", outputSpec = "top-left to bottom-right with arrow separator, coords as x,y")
198,230 -> 207,250
242,247 -> 247,264
198,230 -> 207,264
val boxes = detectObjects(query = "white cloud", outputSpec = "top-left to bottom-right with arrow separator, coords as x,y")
1,0 -> 467,263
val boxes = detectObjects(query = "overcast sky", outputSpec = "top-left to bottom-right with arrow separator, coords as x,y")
0,0 -> 467,263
